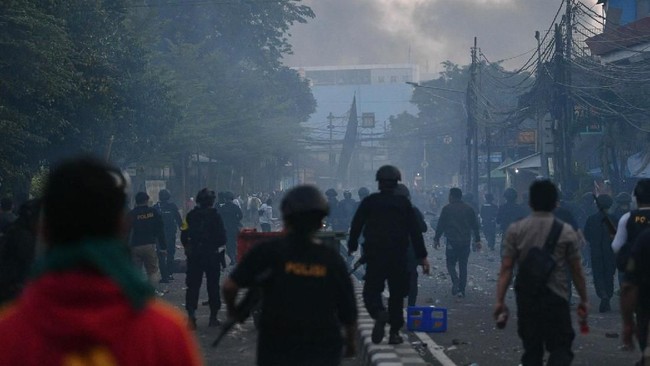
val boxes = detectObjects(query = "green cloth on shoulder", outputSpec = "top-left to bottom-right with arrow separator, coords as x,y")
31,239 -> 154,310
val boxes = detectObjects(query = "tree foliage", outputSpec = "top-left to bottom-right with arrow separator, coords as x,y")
388,61 -> 532,186
0,0 -> 316,197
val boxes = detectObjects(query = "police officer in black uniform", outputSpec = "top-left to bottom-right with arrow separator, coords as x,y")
218,191 -> 243,266
222,185 -> 358,366
181,188 -> 227,329
154,189 -> 182,283
480,193 -> 498,251
348,165 -> 430,345
613,180 -> 650,360
612,179 -> 650,276
496,188 -> 527,252
128,192 -> 167,287
337,190 -> 357,231
394,184 -> 428,307
621,228 -> 650,364
324,188 -> 340,230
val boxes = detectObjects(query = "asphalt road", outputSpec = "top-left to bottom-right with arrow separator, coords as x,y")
158,226 -> 641,366
158,246 -> 363,366
412,231 -> 640,366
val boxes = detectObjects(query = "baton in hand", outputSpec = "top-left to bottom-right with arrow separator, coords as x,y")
349,255 -> 367,275
212,288 -> 261,348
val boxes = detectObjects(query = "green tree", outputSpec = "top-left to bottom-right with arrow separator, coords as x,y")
0,0 -> 75,197
152,0 -> 316,190
389,61 -> 533,186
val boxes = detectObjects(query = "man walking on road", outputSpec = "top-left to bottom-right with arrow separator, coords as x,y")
481,193 -> 498,251
496,188 -> 528,252
494,179 -> 588,366
348,165 -> 430,345
583,194 -> 617,313
434,187 -> 481,298
223,185 -> 358,366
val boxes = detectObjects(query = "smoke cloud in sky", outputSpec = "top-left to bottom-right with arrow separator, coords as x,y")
284,0 -> 600,75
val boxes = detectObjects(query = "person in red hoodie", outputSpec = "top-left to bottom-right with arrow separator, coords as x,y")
0,157 -> 203,366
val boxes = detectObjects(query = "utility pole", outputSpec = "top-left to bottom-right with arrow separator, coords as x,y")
486,126 -> 492,194
535,31 -> 549,178
553,23 -> 566,190
563,0 -> 574,192
327,112 -> 335,183
467,36 -> 479,200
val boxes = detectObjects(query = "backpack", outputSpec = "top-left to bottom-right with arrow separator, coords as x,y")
514,219 -> 563,297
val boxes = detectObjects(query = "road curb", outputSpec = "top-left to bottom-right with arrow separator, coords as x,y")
353,283 -> 428,366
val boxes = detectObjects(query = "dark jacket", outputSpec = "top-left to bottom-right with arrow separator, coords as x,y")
496,202 -> 527,233
153,201 -> 182,235
127,206 -> 166,250
584,211 -> 616,277
434,200 -> 480,244
480,203 -> 498,230
407,206 -> 428,270
218,202 -> 243,236
348,191 -> 427,259
181,207 -> 227,257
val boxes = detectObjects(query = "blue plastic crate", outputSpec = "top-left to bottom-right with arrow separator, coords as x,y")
406,306 -> 447,333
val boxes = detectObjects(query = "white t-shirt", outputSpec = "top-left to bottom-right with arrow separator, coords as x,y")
259,204 -> 273,224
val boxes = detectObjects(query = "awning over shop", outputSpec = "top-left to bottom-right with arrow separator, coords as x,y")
498,153 -> 541,171
627,152 -> 650,178
481,166 -> 506,179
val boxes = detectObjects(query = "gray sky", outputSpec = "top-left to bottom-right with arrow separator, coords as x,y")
284,0 -> 600,75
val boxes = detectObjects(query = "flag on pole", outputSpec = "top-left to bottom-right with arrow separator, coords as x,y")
337,96 -> 358,185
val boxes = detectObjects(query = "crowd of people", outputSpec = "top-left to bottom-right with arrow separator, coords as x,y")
0,156 -> 649,366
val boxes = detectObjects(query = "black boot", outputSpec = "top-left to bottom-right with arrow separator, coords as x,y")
388,333 -> 404,345
187,309 -> 197,330
372,311 -> 388,344
188,316 -> 197,330
209,314 -> 221,327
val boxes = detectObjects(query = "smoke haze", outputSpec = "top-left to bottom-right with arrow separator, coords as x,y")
285,0 -> 599,74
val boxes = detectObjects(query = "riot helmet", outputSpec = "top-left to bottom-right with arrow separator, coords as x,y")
135,192 -> 150,205
281,185 -> 329,220
158,189 -> 171,202
503,188 -> 518,202
358,187 -> 370,199
634,179 -> 650,205
325,188 -> 338,197
375,165 -> 401,182
196,188 -> 216,208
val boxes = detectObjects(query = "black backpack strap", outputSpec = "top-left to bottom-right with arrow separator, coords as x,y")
543,219 -> 563,254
